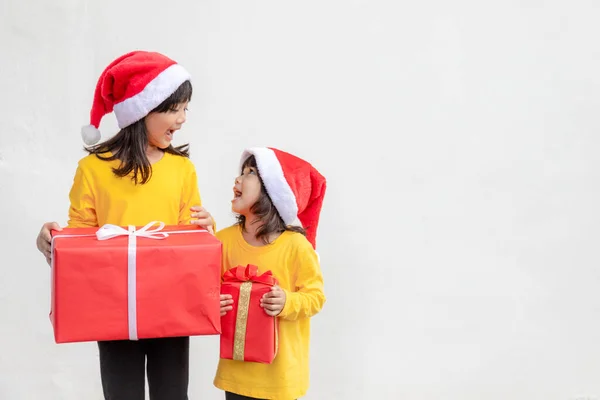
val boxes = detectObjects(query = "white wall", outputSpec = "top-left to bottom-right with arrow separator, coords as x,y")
1,0 -> 600,399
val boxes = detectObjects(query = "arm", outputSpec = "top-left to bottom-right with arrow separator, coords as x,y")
179,162 -> 202,225
37,163 -> 95,265
216,229 -> 234,315
67,164 -> 98,228
182,162 -> 217,232
274,242 -> 326,321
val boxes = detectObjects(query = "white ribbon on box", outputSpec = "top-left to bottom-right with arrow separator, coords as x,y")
95,221 -> 169,340
51,221 -> 207,341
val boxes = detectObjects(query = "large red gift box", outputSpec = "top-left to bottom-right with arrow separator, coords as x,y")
220,264 -> 278,364
50,222 -> 222,343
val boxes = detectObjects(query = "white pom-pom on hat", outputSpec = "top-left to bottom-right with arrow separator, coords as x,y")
81,124 -> 101,146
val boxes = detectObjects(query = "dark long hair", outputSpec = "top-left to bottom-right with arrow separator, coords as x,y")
236,155 -> 306,244
86,80 -> 193,185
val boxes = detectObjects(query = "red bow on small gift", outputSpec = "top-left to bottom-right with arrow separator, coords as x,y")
223,264 -> 278,286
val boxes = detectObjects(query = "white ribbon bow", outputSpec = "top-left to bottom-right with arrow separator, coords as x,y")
96,221 -> 168,341
96,221 -> 169,241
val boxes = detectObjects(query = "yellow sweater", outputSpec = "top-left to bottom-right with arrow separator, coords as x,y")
67,152 -> 202,228
214,225 -> 325,400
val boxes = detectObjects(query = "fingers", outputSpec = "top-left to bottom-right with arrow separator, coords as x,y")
40,222 -> 60,242
190,219 -> 215,235
47,222 -> 62,231
220,308 -> 232,316
264,309 -> 280,317
263,305 -> 284,317
39,237 -> 52,266
38,221 -> 61,250
220,294 -> 234,316
189,206 -> 214,233
220,296 -> 234,307
220,305 -> 233,316
263,286 -> 284,298
40,241 -> 51,256
261,297 -> 284,308
190,211 -> 209,219
262,291 -> 282,300
40,232 -> 50,243
220,290 -> 286,317
190,217 -> 212,226
43,222 -> 62,239
260,294 -> 285,311
37,222 -> 61,267
190,207 -> 209,220
260,287 -> 285,316
37,234 -> 52,258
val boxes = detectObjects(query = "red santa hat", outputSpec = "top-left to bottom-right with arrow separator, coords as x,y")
240,147 -> 327,249
81,51 -> 191,145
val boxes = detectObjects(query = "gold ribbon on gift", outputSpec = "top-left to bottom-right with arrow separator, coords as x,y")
225,264 -> 279,362
233,282 -> 252,360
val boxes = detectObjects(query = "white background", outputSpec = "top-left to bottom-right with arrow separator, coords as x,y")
1,1 -> 600,399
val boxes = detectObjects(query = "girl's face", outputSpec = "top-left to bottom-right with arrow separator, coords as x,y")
145,101 -> 188,149
232,166 -> 262,216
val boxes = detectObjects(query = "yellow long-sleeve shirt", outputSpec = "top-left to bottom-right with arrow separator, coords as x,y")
214,225 -> 325,400
67,152 -> 202,228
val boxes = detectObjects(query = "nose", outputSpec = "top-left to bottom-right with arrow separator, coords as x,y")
176,109 -> 187,124
235,175 -> 242,184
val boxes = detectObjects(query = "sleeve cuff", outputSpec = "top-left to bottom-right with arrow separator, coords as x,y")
278,289 -> 294,318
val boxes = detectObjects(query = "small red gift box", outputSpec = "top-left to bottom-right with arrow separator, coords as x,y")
220,264 -> 278,364
50,222 -> 222,343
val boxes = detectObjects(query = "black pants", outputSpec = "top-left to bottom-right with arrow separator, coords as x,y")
225,392 -> 296,400
98,336 -> 189,400
225,393 -> 266,400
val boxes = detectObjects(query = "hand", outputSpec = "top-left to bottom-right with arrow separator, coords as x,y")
190,206 -> 214,234
220,294 -> 234,316
260,286 -> 286,316
36,222 -> 62,266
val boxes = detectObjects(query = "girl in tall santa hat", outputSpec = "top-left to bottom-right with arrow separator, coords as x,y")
35,50 -> 215,399
216,147 -> 327,400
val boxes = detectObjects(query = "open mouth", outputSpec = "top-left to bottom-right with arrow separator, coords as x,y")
233,189 -> 242,198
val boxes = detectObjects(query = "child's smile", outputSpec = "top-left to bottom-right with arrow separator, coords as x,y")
231,167 -> 261,215
165,129 -> 175,142
145,102 -> 188,149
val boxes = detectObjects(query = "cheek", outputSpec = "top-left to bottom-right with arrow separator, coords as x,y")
248,186 -> 262,203
145,115 -> 173,135
145,119 -> 159,137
